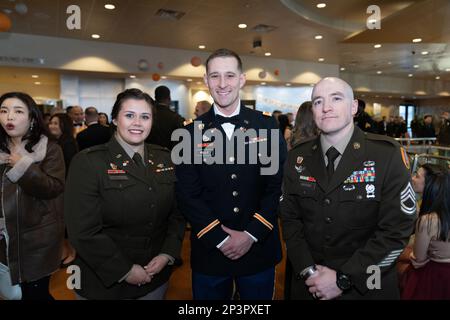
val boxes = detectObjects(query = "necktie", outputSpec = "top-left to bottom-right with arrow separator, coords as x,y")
215,114 -> 240,125
132,152 -> 145,169
326,146 -> 340,180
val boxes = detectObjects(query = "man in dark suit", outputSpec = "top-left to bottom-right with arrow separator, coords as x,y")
145,86 -> 185,150
280,77 -> 415,300
76,107 -> 111,151
175,48 -> 287,300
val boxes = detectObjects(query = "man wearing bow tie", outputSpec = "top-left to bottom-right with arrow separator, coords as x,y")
175,48 -> 287,300
67,105 -> 87,137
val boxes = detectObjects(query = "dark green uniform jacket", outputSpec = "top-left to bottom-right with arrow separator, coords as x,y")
280,127 -> 415,299
64,137 -> 185,300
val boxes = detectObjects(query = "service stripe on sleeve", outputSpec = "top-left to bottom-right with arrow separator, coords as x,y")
197,219 -> 221,239
253,213 -> 273,230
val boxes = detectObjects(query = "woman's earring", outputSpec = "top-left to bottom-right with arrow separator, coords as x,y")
30,121 -> 34,131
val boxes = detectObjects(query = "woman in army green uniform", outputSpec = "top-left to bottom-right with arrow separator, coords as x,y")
64,88 -> 185,300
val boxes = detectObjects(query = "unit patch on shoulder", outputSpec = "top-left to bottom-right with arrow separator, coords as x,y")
400,147 -> 410,169
263,111 -> 272,117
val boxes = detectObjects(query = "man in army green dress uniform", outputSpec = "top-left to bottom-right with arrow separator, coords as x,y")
280,77 -> 416,300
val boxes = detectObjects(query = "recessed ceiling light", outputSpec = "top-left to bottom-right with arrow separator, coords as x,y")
104,4 -> 115,10
186,79 -> 192,82
317,3 -> 326,8
377,71 -> 382,74
198,45 -> 206,49
446,68 -> 450,72
161,76 -> 167,79
129,75 -> 136,79
31,75 -> 39,78
374,44 -> 382,49
408,74 -> 413,77
238,24 -> 247,29
265,52 -> 271,56
318,58 -> 325,62
421,51 -> 429,55
91,34 -> 100,39
314,35 -> 323,40
34,82 -> 41,85
261,82 -> 266,86
413,65 -> 419,68
286,83 -> 291,87
412,38 -> 422,43
436,76 -> 441,80
340,67 -> 346,71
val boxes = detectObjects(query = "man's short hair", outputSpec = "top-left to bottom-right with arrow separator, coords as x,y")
206,48 -> 243,74
155,86 -> 171,103
85,106 -> 98,117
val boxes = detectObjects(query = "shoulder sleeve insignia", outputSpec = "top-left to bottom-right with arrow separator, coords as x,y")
262,111 -> 272,117
183,119 -> 193,126
400,147 -> 410,169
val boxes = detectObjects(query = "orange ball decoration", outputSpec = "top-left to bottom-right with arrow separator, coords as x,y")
152,73 -> 161,81
190,56 -> 202,67
274,69 -> 280,76
0,13 -> 12,32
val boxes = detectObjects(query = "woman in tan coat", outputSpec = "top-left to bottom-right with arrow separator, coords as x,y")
0,92 -> 65,300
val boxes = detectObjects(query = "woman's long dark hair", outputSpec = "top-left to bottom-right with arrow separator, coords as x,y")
0,92 -> 47,153
419,163 -> 450,241
291,101 -> 319,147
49,113 -> 76,145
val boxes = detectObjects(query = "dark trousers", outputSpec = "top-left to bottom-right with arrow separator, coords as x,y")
21,275 -> 54,300
192,267 -> 275,300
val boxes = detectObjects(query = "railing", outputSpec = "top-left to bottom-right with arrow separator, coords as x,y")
409,153 -> 450,174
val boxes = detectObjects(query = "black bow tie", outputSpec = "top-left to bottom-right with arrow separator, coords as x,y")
215,114 -> 240,125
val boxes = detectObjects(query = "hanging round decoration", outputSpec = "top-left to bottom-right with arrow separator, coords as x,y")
137,59 -> 149,71
274,69 -> 280,76
0,13 -> 12,32
152,73 -> 161,81
190,56 -> 202,67
258,70 -> 267,79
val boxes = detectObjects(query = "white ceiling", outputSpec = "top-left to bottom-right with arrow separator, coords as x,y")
1,0 -> 450,80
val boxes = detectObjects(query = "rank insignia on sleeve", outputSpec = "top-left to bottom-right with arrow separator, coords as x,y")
400,182 -> 416,216
400,147 -> 410,169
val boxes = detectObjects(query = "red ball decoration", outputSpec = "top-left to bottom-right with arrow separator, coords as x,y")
274,69 -> 280,76
0,13 -> 12,32
152,73 -> 161,81
191,56 -> 202,67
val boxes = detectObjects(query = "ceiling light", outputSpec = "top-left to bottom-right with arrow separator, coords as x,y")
374,44 -> 381,49
436,76 -> 441,80
412,38 -> 422,43
446,68 -> 450,72
261,82 -> 266,86
91,34 -> 100,39
129,75 -> 136,79
265,52 -> 271,56
198,45 -> 206,49
186,79 -> 192,82
104,4 -> 115,10
318,58 -> 324,62
340,67 -> 345,71
421,51 -> 429,55
316,3 -> 326,8
377,71 -> 382,74
286,83 -> 291,87
413,65 -> 419,68
161,76 -> 167,79
31,75 -> 39,78
408,74 -> 413,77
34,82 -> 41,85
314,35 -> 323,40
238,24 -> 247,29
388,61 -> 392,65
